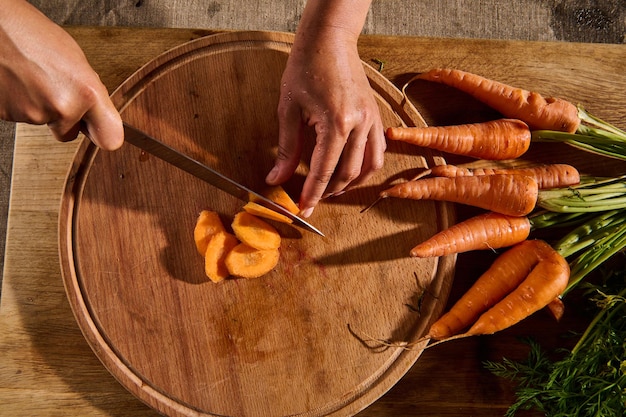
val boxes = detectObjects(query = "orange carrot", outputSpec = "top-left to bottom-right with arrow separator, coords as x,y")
260,185 -> 300,215
422,163 -> 580,189
546,297 -> 565,321
427,240 -> 568,340
193,210 -> 226,255
243,201 -> 293,224
204,231 -> 239,283
386,118 -> 530,160
225,243 -> 280,279
231,211 -> 281,251
417,68 -> 580,133
410,212 -> 531,258
379,174 -> 538,217
466,245 -> 569,335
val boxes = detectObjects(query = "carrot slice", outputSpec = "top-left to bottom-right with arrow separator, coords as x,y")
225,243 -> 280,279
204,231 -> 239,283
231,211 -> 281,250
242,201 -> 293,224
262,185 -> 300,214
194,210 -> 226,255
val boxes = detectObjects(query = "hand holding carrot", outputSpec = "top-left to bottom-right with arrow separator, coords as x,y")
0,0 -> 123,150
266,0 -> 385,218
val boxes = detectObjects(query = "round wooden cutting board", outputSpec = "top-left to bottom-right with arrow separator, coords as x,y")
59,31 -> 455,417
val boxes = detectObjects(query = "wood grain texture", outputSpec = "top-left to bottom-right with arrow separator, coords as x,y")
1,27 -> 625,417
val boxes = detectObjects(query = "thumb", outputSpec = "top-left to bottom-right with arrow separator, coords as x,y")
81,95 -> 124,151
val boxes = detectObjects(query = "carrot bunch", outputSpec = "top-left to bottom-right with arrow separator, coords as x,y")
392,68 -> 626,161
394,163 -> 581,257
426,239 -> 569,342
362,68 -> 626,345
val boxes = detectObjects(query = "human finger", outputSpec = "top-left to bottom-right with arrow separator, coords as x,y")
81,93 -> 124,151
298,129 -> 346,217
266,101 -> 305,186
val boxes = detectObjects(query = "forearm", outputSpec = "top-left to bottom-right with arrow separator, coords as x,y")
294,0 -> 372,55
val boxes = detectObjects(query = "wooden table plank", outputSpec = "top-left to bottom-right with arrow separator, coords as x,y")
1,27 -> 624,417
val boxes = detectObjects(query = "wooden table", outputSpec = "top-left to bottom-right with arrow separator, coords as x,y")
0,27 -> 624,417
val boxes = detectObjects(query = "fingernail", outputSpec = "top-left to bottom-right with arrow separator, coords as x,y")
300,207 -> 314,218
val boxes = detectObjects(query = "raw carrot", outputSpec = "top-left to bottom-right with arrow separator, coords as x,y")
260,185 -> 300,215
546,297 -> 565,322
225,243 -> 280,279
416,68 -> 580,133
379,174 -> 539,217
427,240 -> 566,340
193,210 -> 226,256
243,201 -> 293,224
204,231 -> 239,283
422,163 -> 580,189
466,245 -> 569,335
231,211 -> 281,251
386,118 -> 531,160
410,212 -> 531,258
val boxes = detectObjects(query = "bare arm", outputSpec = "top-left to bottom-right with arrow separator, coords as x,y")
0,0 -> 123,149
266,0 -> 384,217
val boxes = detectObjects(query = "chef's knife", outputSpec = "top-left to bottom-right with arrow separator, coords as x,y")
122,122 -> 324,237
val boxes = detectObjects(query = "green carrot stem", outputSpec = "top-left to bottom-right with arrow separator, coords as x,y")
563,224 -> 626,295
570,286 -> 626,355
577,105 -> 626,137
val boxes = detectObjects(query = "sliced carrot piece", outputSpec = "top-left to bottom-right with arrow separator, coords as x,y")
262,185 -> 300,214
231,211 -> 281,250
242,201 -> 293,224
225,243 -> 280,279
194,210 -> 226,255
204,231 -> 239,283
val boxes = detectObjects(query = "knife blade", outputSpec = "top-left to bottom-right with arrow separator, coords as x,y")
122,122 -> 324,236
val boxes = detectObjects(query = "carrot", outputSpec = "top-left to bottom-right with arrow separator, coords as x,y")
427,240 -> 568,340
243,201 -> 293,224
386,118 -> 531,160
193,210 -> 226,255
410,212 -> 531,258
204,231 -> 239,283
379,174 -> 539,217
546,297 -> 565,322
260,185 -> 300,215
416,68 -> 580,133
421,163 -> 580,189
466,245 -> 569,335
231,211 -> 281,251
225,243 -> 280,279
